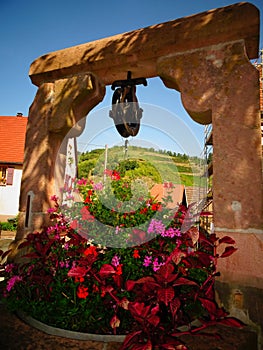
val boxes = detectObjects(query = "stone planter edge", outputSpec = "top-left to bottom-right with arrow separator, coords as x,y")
17,310 -> 126,343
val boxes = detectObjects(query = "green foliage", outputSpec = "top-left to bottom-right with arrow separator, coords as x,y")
78,159 -> 97,178
0,217 -> 17,231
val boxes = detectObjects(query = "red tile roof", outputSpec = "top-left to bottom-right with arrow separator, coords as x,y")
0,116 -> 28,164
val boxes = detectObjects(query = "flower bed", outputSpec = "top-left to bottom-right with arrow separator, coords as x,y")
0,169 -> 243,349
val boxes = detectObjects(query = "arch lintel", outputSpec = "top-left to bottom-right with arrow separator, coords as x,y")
29,2 -> 259,87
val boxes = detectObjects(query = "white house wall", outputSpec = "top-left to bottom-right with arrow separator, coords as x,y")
0,167 -> 22,218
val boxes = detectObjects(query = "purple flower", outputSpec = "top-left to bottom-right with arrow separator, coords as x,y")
147,219 -> 165,236
111,255 -> 121,267
6,275 -> 22,292
143,255 -> 152,267
93,182 -> 103,191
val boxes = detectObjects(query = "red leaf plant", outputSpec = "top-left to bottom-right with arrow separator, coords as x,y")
0,173 -> 243,349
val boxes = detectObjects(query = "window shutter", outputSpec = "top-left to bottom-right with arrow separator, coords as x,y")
6,167 -> 14,185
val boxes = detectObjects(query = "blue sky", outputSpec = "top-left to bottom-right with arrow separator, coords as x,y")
1,0 -> 262,156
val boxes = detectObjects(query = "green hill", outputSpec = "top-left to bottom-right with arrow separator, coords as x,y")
78,146 -> 205,188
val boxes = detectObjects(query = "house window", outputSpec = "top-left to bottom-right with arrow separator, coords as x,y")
0,166 -> 14,186
0,167 -> 7,185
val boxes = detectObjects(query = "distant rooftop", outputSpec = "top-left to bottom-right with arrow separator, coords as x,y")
0,115 -> 28,164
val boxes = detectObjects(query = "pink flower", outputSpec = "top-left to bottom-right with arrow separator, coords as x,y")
153,257 -> 165,272
5,264 -> 15,273
6,275 -> 22,292
147,219 -> 165,236
59,261 -> 69,268
47,207 -> 57,214
111,255 -> 121,267
161,227 -> 181,238
93,182 -> 103,191
143,255 -> 152,267
77,178 -> 88,186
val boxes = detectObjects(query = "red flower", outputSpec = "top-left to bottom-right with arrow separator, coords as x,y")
104,169 -> 112,177
140,207 -> 148,215
115,264 -> 123,275
84,245 -> 98,257
84,190 -> 93,204
133,249 -> 140,259
80,206 -> 94,222
104,169 -> 120,180
84,196 -> 92,204
101,288 -> 106,297
164,182 -> 174,188
70,219 -> 79,230
92,284 -> 99,293
75,276 -> 84,283
111,170 -> 121,181
77,285 -> 89,299
151,203 -> 160,211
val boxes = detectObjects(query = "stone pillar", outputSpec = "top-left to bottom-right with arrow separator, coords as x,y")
157,41 -> 263,288
17,74 -> 105,240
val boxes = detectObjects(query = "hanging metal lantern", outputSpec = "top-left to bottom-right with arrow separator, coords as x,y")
109,71 -> 147,138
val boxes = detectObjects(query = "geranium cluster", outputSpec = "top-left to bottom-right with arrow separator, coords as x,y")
0,170 -> 242,350
61,169 -> 165,247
